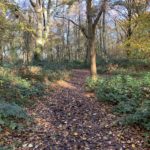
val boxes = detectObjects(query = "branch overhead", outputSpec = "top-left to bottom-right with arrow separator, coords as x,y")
54,15 -> 88,38
93,0 -> 107,29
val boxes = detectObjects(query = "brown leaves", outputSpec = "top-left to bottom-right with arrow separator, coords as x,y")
0,69 -> 148,149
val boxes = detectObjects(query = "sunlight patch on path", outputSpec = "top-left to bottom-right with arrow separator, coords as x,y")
52,80 -> 77,90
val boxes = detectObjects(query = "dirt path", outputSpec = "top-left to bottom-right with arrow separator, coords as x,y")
3,69 -> 147,149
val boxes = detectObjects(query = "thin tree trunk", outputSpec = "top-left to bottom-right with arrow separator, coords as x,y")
0,45 -> 3,65
126,5 -> 132,57
77,0 -> 81,61
99,19 -> 103,55
67,20 -> 71,61
102,10 -> 106,55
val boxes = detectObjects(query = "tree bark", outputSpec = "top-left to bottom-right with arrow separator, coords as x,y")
0,44 -> 3,65
89,36 -> 97,78
87,0 -> 97,78
126,3 -> 132,57
102,10 -> 106,55
67,20 -> 71,61
30,0 -> 51,62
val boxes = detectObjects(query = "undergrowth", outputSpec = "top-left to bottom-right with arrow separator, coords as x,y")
0,61 -> 74,133
97,58 -> 150,76
0,102 -> 29,131
86,72 -> 150,130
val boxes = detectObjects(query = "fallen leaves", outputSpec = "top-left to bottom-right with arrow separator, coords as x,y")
0,69 -> 149,149
73,132 -> 78,136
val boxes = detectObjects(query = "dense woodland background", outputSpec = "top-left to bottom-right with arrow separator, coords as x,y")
1,0 -> 149,69
0,0 -> 150,149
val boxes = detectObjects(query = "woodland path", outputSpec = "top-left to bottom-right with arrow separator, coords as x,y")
3,69 -> 147,150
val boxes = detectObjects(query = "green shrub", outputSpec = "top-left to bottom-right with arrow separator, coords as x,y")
111,58 -> 150,69
85,77 -> 103,92
46,70 -> 71,81
97,58 -> 150,76
31,60 -> 87,70
0,146 -> 12,150
17,65 -> 71,83
120,100 -> 150,130
97,66 -> 108,74
0,63 -> 72,133
0,76 -> 45,105
93,73 -> 150,130
0,64 -> 71,105
96,75 -> 142,103
0,102 -> 29,131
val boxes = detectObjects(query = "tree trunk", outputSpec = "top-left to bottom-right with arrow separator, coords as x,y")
87,0 -> 97,78
0,45 -> 3,65
89,36 -> 97,78
33,11 -> 43,62
85,41 -> 91,65
99,19 -> 103,55
102,10 -> 106,55
30,0 -> 51,62
77,0 -> 81,61
67,20 -> 71,61
126,0 -> 132,57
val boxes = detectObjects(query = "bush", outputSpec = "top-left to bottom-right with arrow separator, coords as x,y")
45,69 -> 71,81
17,65 -> 71,83
0,66 -> 45,132
111,59 -> 150,69
0,102 -> 29,131
31,60 -> 87,70
97,58 -> 150,76
0,64 -> 71,105
0,63 -> 72,132
0,61 -> 74,132
85,77 -> 102,92
87,73 -> 150,130
96,75 -> 142,104
97,66 -> 108,74
0,75 -> 45,105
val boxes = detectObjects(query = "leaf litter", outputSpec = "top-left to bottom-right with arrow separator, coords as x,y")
0,69 -> 149,150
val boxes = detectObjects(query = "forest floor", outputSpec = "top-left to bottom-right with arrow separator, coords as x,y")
1,69 -> 148,150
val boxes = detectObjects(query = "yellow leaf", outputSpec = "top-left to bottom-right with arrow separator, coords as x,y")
132,144 -> 136,148
73,132 -> 78,136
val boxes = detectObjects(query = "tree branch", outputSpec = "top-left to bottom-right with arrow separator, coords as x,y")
29,0 -> 36,7
93,0 -> 107,29
47,0 -> 51,11
47,0 -> 51,17
55,15 -> 88,38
